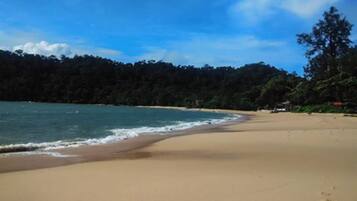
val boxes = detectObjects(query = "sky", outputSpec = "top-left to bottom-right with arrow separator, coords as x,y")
0,0 -> 356,75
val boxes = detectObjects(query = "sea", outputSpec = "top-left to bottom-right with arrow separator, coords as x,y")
0,101 -> 241,155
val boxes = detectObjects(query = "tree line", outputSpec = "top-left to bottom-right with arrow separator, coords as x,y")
0,51 -> 299,110
0,7 -> 356,112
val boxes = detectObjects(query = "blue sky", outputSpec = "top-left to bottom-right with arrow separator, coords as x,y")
0,0 -> 356,74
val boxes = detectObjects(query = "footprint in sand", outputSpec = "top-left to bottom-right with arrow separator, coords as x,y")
319,188 -> 336,201
320,191 -> 331,196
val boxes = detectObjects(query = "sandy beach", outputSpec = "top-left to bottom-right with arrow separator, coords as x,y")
0,111 -> 357,201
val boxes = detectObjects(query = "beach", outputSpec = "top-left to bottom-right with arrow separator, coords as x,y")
0,111 -> 357,201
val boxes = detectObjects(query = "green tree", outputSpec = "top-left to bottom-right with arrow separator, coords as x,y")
257,74 -> 300,107
297,6 -> 353,80
340,45 -> 357,76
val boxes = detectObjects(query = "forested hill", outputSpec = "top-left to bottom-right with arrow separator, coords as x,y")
0,50 -> 301,110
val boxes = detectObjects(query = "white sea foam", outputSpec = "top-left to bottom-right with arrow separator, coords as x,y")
0,150 -> 77,158
0,114 -> 241,157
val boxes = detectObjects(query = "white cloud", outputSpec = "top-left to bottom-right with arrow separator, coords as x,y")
13,41 -> 72,56
8,39 -> 122,59
230,0 -> 339,23
281,0 -> 339,18
230,0 -> 275,23
0,30 -> 124,59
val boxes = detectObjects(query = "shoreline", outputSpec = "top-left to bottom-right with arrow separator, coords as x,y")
0,111 -> 356,201
0,108 -> 249,173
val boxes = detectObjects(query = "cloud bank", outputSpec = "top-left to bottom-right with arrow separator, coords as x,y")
13,41 -> 72,57
10,40 -> 122,59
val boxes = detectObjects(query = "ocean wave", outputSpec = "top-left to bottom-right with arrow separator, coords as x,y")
0,114 -> 241,156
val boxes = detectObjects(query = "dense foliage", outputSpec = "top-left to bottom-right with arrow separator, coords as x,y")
293,104 -> 353,113
294,7 -> 357,106
0,50 -> 300,110
297,7 -> 352,80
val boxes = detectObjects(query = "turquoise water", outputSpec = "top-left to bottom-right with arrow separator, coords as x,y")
0,102 -> 239,152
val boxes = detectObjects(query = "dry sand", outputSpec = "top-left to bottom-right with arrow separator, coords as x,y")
0,111 -> 357,201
